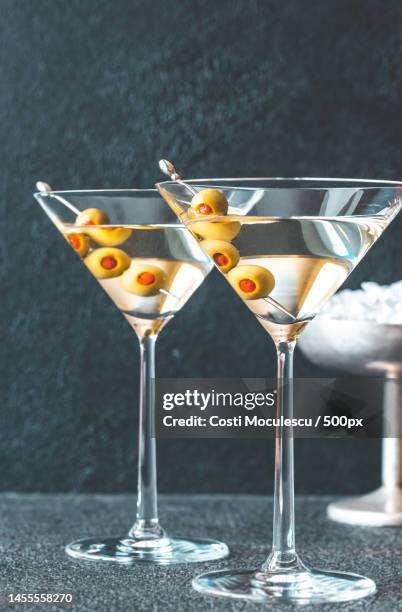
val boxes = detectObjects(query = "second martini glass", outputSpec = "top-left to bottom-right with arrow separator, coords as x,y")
34,187 -> 228,564
158,176 -> 402,600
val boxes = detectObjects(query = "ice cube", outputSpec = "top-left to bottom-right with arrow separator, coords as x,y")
320,280 -> 402,324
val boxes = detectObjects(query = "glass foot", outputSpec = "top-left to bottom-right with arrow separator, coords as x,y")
65,535 -> 229,565
327,486 -> 402,526
193,568 -> 376,603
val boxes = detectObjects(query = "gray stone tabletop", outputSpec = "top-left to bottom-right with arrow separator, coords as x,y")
0,494 -> 400,611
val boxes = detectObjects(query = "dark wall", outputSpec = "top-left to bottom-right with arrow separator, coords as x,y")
3,0 -> 402,494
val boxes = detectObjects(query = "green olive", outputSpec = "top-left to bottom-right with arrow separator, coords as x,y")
190,189 -> 228,216
84,248 -> 131,279
191,220 -> 241,242
75,207 -> 110,226
87,226 -> 132,246
227,265 -> 275,300
200,239 -> 240,273
65,232 -> 90,257
121,263 -> 166,296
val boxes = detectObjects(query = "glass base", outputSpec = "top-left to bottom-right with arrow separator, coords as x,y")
65,535 -> 229,565
327,486 -> 402,526
192,567 -> 376,603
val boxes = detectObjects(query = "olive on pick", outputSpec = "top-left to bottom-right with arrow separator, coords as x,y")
191,220 -> 241,242
87,226 -> 132,247
190,189 -> 228,216
76,207 -> 132,246
65,232 -> 90,257
121,263 -> 166,297
200,239 -> 240,273
227,265 -> 275,300
84,247 -> 131,279
75,208 -> 110,226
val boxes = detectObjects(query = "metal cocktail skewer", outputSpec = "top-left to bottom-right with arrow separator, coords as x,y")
36,181 -> 53,193
262,297 -> 296,321
36,181 -> 81,216
158,160 -> 296,322
160,288 -> 180,300
37,180 -> 181,303
159,160 -> 198,196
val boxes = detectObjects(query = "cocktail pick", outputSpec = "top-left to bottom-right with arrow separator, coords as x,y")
36,180 -> 80,216
158,162 -> 296,322
160,288 -> 180,300
159,159 -> 197,196
262,296 -> 296,322
36,181 -> 181,304
36,181 -> 53,193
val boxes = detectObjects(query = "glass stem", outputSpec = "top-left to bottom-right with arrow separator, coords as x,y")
262,340 -> 303,573
129,334 -> 164,540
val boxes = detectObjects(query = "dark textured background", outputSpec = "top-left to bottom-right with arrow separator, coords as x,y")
3,0 -> 402,494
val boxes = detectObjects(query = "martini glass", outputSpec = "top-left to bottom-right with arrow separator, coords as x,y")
158,176 -> 402,601
34,187 -> 229,564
